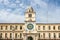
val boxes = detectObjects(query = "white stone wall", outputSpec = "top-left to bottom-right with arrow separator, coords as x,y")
0,24 -> 60,39
36,24 -> 60,39
0,24 -> 24,39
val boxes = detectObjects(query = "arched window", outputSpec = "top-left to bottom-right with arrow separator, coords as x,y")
59,33 -> 60,38
20,26 -> 22,30
38,33 -> 40,38
58,26 -> 60,30
29,14 -> 32,17
10,33 -> 12,38
5,26 -> 8,30
15,26 -> 17,30
54,33 -> 56,38
38,26 -> 40,30
0,33 -> 2,38
1,26 -> 3,30
20,33 -> 22,38
53,26 -> 55,30
49,26 -> 50,30
49,33 -> 51,38
43,26 -> 45,30
5,33 -> 7,38
15,33 -> 17,38
43,33 -> 45,38
10,25 -> 12,30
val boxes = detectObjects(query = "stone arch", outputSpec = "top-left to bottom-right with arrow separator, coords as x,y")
27,36 -> 33,40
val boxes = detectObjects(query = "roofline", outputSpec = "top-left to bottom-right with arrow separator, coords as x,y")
0,23 -> 60,25
36,23 -> 60,25
0,23 -> 25,24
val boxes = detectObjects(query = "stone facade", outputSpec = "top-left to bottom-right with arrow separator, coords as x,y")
0,7 -> 60,40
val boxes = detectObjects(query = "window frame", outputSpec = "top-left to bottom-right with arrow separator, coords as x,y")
15,33 -> 17,38
0,33 -> 2,38
20,33 -> 22,38
49,26 -> 50,30
54,33 -> 56,38
53,26 -> 55,30
59,33 -> 60,38
49,33 -> 51,38
38,26 -> 40,30
5,33 -> 7,38
58,26 -> 60,30
5,26 -> 8,30
28,14 -> 32,17
1,26 -> 3,30
20,26 -> 22,30
10,33 -> 12,38
43,26 -> 45,30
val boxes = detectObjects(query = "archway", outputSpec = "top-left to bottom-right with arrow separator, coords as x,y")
27,36 -> 33,40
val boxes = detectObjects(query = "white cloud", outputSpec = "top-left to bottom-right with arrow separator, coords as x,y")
6,9 -> 12,12
3,0 -> 10,5
8,3 -> 17,8
15,0 -> 20,3
19,3 -> 25,8
0,0 -> 60,23
31,0 -> 60,23
0,0 -> 3,3
46,7 -> 60,23
32,0 -> 48,8
0,9 -> 24,23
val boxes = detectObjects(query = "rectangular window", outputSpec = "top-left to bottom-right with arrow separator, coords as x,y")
20,33 -> 22,38
38,33 -> 40,38
5,26 -> 8,30
43,33 -> 45,38
49,26 -> 50,30
10,26 -> 12,30
20,26 -> 22,30
49,33 -> 51,38
5,33 -> 7,38
0,33 -> 2,38
10,33 -> 12,38
15,33 -> 17,38
15,26 -> 17,30
1,26 -> 3,30
29,14 -> 32,17
54,33 -> 56,38
43,26 -> 45,30
58,26 -> 60,30
59,33 -> 60,38
38,26 -> 40,30
53,26 -> 55,30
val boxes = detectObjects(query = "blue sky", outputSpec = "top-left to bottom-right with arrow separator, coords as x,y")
0,0 -> 60,23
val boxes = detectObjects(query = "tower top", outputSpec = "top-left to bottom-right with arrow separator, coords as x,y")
25,6 -> 36,22
25,6 -> 35,13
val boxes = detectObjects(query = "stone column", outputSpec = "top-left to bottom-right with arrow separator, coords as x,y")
35,35 -> 38,40
23,34 -> 26,40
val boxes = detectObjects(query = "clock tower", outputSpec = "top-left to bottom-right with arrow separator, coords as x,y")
25,6 -> 36,22
24,6 -> 37,40
25,6 -> 36,31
